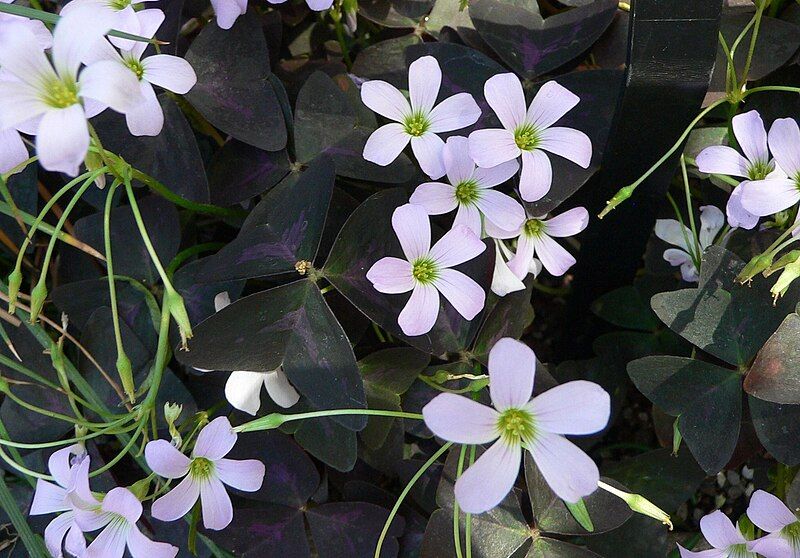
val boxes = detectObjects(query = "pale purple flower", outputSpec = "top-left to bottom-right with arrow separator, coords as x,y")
208,292 -> 300,413
366,203 -> 486,336
208,0 -> 247,29
696,110 -> 781,229
29,444 -> 96,558
83,9 -> 197,137
740,118 -> 800,220
423,337 -> 610,513
468,75 -> 591,203
0,0 -> 52,49
746,490 -> 800,558
147,416 -> 265,530
489,206 -> 588,279
0,127 -> 26,174
267,0 -> 333,11
0,10 -> 142,175
677,510 -> 756,558
361,56 -> 481,179
655,205 -> 724,283
76,487 -> 178,558
61,0 -> 155,50
409,135 -> 524,236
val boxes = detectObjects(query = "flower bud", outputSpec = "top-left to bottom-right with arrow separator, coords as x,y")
6,267 -> 22,313
736,252 -> 773,285
116,351 -> 136,404
28,280 -> 47,323
164,402 -> 183,445
597,480 -> 673,530
598,185 -> 635,219
764,250 -> 800,277
770,258 -> 800,304
237,412 -> 286,433
164,287 -> 193,349
84,151 -> 106,189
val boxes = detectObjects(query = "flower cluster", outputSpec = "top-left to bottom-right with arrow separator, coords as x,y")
31,418 -> 264,557
0,2 -> 196,176
679,490 -> 800,557
364,57 -> 592,336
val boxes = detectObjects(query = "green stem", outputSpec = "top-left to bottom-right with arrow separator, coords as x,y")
130,168 -> 245,219
680,156 -> 702,264
373,442 -> 453,558
0,420 -> 33,487
166,242 -> 225,278
0,472 -> 49,557
739,1 -> 767,86
465,445 -> 475,558
234,409 -> 425,433
0,2 -> 160,44
454,445 -> 467,558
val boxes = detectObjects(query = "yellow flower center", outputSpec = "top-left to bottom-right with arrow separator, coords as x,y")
411,258 -> 438,284
514,123 -> 540,151
404,111 -> 430,137
497,408 -> 535,444
42,78 -> 79,109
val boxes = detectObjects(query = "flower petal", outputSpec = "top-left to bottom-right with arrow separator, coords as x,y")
35,105 -> 89,176
52,6 -> 113,79
363,123 -> 410,166
677,545 -> 725,558
491,241 -> 526,296
748,535 -> 794,558
101,487 -> 142,524
126,525 -> 178,558
125,81 -> 164,137
544,207 -> 589,238
698,205 -> 725,249
142,54 -> 197,94
367,257 -> 415,294
533,234 -> 576,276
361,80 -> 410,122
739,178 -> 800,217
86,520 -> 128,558
527,381 -> 610,436
768,118 -> 800,176
410,182 -> 457,215
151,475 -> 200,522
473,158 -> 519,188
663,248 -> 692,268
200,477 -> 234,531
422,393 -> 499,443
455,440 -> 521,514
398,283 -> 439,336
726,185 -> 759,229
443,135 -> 475,185
433,268 -> 485,320
31,479 -> 68,515
64,524 -> 87,558
193,417 -> 236,461
527,431 -> 599,503
484,72 -> 526,130
538,127 -> 591,168
655,219 -> 694,252
476,189 -> 525,232
526,80 -> 580,130
488,337 -> 536,411
468,128 -> 520,169
80,59 -> 143,113
306,0 -> 334,9
129,8 -> 165,59
429,223 -> 486,267
408,56 -> 441,114
0,24 -> 56,88
429,93 -> 481,134
695,145 -> 750,177
215,458 -> 265,492
392,203 -> 431,261
700,510 -> 745,549
519,149 -> 552,202
411,133 -> 446,179
145,439 -> 191,479
747,490 -> 798,533
507,231 -> 535,280
209,0 -> 246,29
0,81 -> 47,130
225,370 -> 266,415
453,203 -> 482,236
48,444 -> 81,488
43,513 -> 73,558
263,369 -> 301,408
733,110 -> 768,165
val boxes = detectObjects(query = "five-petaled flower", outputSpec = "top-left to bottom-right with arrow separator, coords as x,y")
0,10 -> 143,175
696,110 -> 780,230
677,510 -> 756,558
746,490 -> 800,558
83,9 -> 197,137
655,205 -> 725,283
361,56 -> 481,179
409,135 -> 524,237
423,337 -> 610,514
366,203 -> 486,337
147,416 -> 265,530
468,74 -> 591,203
492,206 -> 589,279
740,117 -> 800,223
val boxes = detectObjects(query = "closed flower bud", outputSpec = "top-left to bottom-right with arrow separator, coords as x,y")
164,287 -> 193,350
737,252 -> 774,285
6,268 -> 22,313
29,281 -> 48,323
770,258 -> 800,304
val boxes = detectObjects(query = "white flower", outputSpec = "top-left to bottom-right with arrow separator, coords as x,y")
84,9 -> 197,136
0,0 -> 52,49
490,239 -> 527,297
0,9 -> 143,175
61,0 -> 154,50
361,56 -> 481,179
655,205 -> 725,283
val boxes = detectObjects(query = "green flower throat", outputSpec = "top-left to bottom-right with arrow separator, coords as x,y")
190,457 -> 215,479
404,112 -> 430,137
455,180 -> 480,205
497,408 -> 536,444
514,123 -> 540,152
412,258 -> 439,284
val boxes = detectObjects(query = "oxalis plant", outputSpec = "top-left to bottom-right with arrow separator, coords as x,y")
0,0 -> 799,556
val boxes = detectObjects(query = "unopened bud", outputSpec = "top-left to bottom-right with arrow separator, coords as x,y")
84,151 -> 106,189
6,268 -> 22,313
164,287 -> 193,349
597,480 -> 673,530
116,351 -> 136,404
764,250 -> 800,277
770,259 -> 800,304
236,412 -> 286,433
598,185 -> 635,219
737,253 -> 774,285
29,280 -> 47,323
164,402 -> 183,445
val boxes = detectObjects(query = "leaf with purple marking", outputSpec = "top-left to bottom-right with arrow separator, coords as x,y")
208,140 -> 291,206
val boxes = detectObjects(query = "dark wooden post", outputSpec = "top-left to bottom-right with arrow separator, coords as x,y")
560,0 -> 724,355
